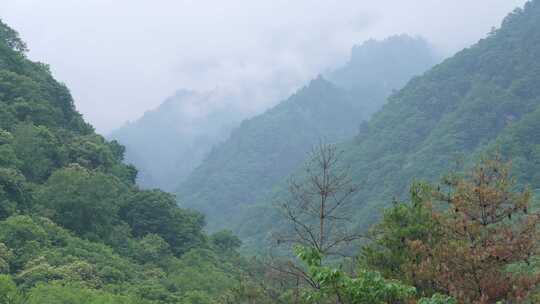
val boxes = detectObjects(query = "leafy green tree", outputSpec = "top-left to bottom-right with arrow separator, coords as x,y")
210,230 -> 242,252
0,72 -> 40,108
11,124 -> 65,182
0,243 -> 12,273
0,168 -> 28,219
26,283 -> 146,304
14,258 -> 66,291
180,291 -> 213,304
36,165 -> 124,240
417,294 -> 457,304
360,182 -> 441,293
67,134 -> 119,170
295,246 -> 416,304
0,275 -> 22,304
0,19 -> 27,53
135,234 -> 173,264
164,248 -> 237,297
0,18 -> 254,304
218,279 -> 279,304
121,190 -> 205,255
0,130 -> 20,169
0,216 -> 47,272
103,139 -> 138,184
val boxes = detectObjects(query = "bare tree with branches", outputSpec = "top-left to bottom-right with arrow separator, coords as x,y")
266,142 -> 362,302
275,142 -> 361,256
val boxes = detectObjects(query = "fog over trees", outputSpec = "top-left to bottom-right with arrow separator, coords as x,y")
3,1 -> 540,303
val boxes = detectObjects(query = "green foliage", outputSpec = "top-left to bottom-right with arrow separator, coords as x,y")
25,283 -> 147,304
0,129 -> 20,169
67,135 -> 118,170
0,19 -> 252,303
179,291 -> 213,304
417,294 -> 457,304
134,234 -> 172,264
204,0 -> 540,254
210,230 -> 242,252
120,190 -> 205,255
4,2 -> 540,302
360,182 -> 441,287
0,20 -> 27,53
11,123 -> 64,182
218,279 -> 278,304
0,214 -> 249,302
36,166 -> 124,240
163,248 -> 239,296
0,275 -> 21,304
295,246 -> 416,303
0,243 -> 13,273
0,168 -> 28,219
0,63 -> 89,134
178,77 -> 364,232
332,0 -> 540,234
176,36 -> 437,236
0,216 -> 48,272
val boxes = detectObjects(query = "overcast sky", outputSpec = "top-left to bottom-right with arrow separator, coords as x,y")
0,0 -> 527,133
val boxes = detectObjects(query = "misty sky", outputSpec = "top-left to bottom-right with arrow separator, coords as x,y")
0,0 -> 526,133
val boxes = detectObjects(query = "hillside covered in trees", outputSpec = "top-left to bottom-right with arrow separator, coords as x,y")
339,0 -> 540,229
176,35 -> 437,232
109,89 -> 247,191
4,1 -> 540,303
195,0 -> 540,252
0,19 -> 254,303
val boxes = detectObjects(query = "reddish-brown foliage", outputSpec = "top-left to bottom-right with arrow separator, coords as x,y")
410,156 -> 540,303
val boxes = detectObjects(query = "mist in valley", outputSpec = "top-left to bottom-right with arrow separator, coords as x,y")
1,0 -> 525,132
3,1 -> 540,303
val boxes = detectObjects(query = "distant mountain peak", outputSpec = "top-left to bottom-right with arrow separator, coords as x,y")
176,34 -> 438,233
327,34 -> 438,91
109,87 -> 253,191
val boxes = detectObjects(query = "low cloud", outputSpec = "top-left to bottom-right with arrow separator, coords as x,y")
0,0 -> 526,132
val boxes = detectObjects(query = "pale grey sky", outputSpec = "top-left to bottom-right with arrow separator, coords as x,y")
0,0 -> 527,132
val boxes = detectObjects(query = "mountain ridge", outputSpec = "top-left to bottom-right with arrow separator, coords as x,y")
176,35 -> 438,232
235,0 -> 540,250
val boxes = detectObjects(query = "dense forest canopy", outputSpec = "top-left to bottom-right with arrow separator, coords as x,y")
0,18 -> 253,303
3,1 -> 540,303
176,35 -> 437,233
338,0 -> 540,230
214,0 -> 540,252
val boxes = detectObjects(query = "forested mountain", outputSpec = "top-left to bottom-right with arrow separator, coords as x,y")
109,89 -> 246,191
177,35 -> 437,232
5,0 -> 540,302
0,19 -> 251,303
339,0 -> 540,229
234,0 -> 540,250
327,34 -> 438,114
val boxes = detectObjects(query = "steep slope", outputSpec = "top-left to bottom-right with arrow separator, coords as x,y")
0,19 -> 247,302
327,34 -> 437,114
337,1 -> 540,230
329,34 -> 436,90
109,89 -> 245,191
177,35 -> 437,232
209,1 -> 540,251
